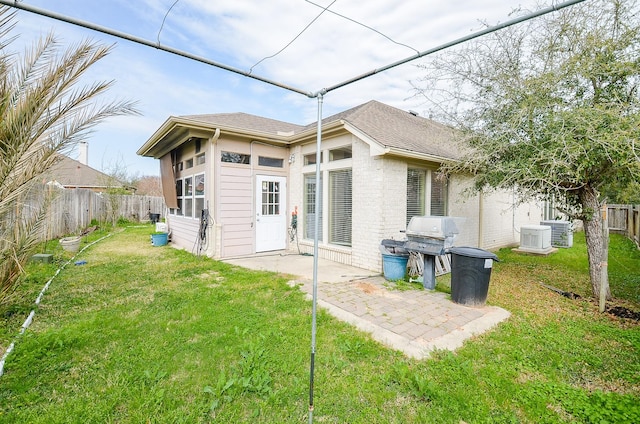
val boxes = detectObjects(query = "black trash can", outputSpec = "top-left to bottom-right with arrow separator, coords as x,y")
449,247 -> 499,306
149,213 -> 160,224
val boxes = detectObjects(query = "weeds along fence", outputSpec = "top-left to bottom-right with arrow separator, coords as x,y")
37,186 -> 165,240
607,204 -> 639,246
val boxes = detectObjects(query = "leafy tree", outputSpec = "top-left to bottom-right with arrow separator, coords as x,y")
412,0 -> 640,299
0,6 -> 138,305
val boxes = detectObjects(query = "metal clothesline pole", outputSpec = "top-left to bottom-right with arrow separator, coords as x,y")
308,91 -> 324,424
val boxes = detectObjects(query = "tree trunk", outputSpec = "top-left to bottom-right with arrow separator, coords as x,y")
579,187 -> 612,300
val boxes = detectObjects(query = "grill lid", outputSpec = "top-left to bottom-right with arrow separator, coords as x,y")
406,216 -> 462,240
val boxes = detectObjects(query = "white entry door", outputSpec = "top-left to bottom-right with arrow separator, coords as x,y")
255,175 -> 287,252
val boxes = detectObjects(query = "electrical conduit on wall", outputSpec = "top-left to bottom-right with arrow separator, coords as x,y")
0,233 -> 114,378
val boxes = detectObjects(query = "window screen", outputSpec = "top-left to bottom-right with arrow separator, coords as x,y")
304,174 -> 323,241
406,168 -> 448,225
329,169 -> 352,246
407,168 -> 426,226
258,156 -> 284,168
430,173 -> 447,216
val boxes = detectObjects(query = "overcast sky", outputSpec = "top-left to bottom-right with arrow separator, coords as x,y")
7,0 -> 564,177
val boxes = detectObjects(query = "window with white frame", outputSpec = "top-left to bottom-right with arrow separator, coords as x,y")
406,167 -> 448,226
304,174 -> 323,241
194,173 -> 205,216
329,169 -> 352,246
302,143 -> 353,247
184,176 -> 193,218
196,153 -> 206,165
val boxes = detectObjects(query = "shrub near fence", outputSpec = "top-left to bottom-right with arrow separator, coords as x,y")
607,204 -> 640,246
41,187 -> 165,240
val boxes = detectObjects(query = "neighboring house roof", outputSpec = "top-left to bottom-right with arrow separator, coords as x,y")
138,100 -> 465,162
44,155 -> 124,190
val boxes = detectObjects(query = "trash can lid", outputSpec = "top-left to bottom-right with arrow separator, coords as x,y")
448,246 -> 499,261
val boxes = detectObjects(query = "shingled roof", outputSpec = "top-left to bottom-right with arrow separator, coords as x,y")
145,100 -> 464,161
180,112 -> 304,136
44,155 -> 125,190
317,100 -> 463,160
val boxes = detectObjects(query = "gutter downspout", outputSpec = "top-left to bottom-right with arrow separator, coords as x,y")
209,128 -> 220,257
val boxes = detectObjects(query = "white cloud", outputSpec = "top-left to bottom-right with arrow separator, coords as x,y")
7,0 -> 563,176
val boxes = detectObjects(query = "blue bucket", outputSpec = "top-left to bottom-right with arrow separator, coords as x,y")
151,232 -> 168,246
382,254 -> 408,280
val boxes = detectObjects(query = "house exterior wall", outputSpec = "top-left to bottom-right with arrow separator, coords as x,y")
165,126 -> 545,273
360,154 -> 407,271
166,137 -> 208,254
213,137 -> 289,258
289,134 -> 358,265
480,190 -> 545,250
448,175 -> 545,249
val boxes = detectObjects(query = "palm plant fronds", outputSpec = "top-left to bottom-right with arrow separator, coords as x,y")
0,5 -> 139,305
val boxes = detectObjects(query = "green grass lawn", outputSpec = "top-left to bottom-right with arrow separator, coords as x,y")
0,226 -> 638,423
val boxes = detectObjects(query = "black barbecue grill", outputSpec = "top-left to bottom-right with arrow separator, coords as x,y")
404,216 -> 461,290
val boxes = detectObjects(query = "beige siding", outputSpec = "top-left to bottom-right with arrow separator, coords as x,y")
219,164 -> 253,257
213,138 -> 290,258
166,215 -> 200,252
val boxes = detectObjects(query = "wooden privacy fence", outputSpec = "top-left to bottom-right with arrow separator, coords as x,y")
40,187 -> 166,240
607,204 -> 639,246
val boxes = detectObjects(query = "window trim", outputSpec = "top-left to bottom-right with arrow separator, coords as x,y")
303,173 -> 323,242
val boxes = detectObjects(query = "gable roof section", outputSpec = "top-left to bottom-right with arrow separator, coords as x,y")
326,100 -> 463,161
138,100 -> 464,162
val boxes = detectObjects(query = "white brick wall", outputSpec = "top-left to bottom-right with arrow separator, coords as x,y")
448,175 -> 544,250
287,136 -> 545,274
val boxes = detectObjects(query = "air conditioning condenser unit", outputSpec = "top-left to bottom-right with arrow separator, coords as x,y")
540,220 -> 573,248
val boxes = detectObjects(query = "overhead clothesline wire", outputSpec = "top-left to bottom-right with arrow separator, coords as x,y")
157,0 -> 180,46
304,0 -> 420,55
249,0 -> 337,74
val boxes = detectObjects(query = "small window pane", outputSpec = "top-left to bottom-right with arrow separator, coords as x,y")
185,158 -> 194,169
304,152 -> 323,165
184,177 -> 193,196
176,179 -> 183,197
258,156 -> 284,167
184,198 -> 193,217
329,146 -> 352,161
196,153 -> 206,165
261,181 -> 280,216
221,151 -> 250,164
195,198 -> 205,214
194,174 -> 205,196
